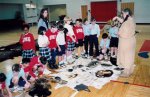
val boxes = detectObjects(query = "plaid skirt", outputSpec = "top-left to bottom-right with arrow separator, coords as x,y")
22,49 -> 35,59
67,41 -> 75,51
39,47 -> 51,61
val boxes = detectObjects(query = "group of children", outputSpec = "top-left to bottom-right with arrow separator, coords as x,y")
0,15 -> 119,96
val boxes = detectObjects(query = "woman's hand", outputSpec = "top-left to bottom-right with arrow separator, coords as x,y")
113,16 -> 118,21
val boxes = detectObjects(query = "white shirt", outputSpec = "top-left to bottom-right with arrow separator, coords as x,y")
56,31 -> 66,45
64,24 -> 74,36
38,35 -> 49,47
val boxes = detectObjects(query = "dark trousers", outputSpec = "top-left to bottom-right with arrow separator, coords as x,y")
49,49 -> 57,65
84,36 -> 90,54
89,35 -> 99,57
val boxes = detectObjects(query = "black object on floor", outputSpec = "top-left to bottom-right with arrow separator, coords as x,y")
74,84 -> 90,92
110,57 -> 117,66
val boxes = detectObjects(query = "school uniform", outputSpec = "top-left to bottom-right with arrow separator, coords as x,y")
89,24 -> 100,57
46,29 -> 58,65
73,26 -> 84,47
83,24 -> 90,54
56,31 -> 66,56
64,24 -> 75,51
99,39 -> 110,55
5,68 -> 26,88
27,56 -> 44,79
109,27 -> 119,47
38,35 -> 51,61
19,32 -> 36,59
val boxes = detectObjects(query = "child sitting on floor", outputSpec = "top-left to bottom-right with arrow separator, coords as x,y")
0,73 -> 12,97
98,33 -> 110,61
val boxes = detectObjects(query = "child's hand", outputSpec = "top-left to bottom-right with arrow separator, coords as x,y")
58,47 -> 61,52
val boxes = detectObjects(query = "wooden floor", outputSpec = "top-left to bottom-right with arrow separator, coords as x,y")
0,25 -> 150,97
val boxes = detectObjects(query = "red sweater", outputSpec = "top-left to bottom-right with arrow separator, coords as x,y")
46,29 -> 58,49
0,82 -> 6,89
73,26 -> 84,40
19,32 -> 36,51
23,56 -> 44,78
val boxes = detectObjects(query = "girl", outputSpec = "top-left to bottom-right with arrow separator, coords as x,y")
19,24 -> 36,59
46,23 -> 59,69
38,26 -> 50,61
38,8 -> 50,30
64,17 -> 76,61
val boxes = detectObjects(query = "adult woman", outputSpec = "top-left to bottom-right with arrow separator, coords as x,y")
113,8 -> 136,77
38,8 -> 50,30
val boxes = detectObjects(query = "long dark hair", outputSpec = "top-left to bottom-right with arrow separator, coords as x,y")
39,8 -> 48,20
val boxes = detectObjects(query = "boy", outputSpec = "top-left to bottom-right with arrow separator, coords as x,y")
19,24 -> 36,59
98,33 -> 110,61
73,19 -> 84,57
109,22 -> 119,57
89,18 -> 100,58
56,25 -> 66,66
6,64 -> 30,92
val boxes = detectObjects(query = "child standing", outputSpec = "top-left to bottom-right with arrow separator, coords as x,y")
73,19 -> 84,57
46,23 -> 59,69
98,33 -> 110,60
109,22 -> 119,57
89,18 -> 100,58
19,24 -> 36,59
64,17 -> 76,61
38,26 -> 50,61
83,18 -> 90,58
56,25 -> 66,66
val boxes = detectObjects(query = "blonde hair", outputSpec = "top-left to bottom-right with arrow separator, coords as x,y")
64,16 -> 71,23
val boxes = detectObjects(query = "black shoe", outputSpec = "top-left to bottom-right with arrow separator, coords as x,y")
53,64 -> 59,69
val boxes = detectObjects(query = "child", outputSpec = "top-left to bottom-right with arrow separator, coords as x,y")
25,56 -> 47,81
89,18 -> 100,58
83,18 -> 90,58
109,22 -> 119,57
64,17 -> 76,61
98,33 -> 110,61
5,64 -> 30,91
46,23 -> 59,69
0,73 -> 11,97
56,25 -> 66,66
38,26 -> 50,61
19,24 -> 36,59
73,19 -> 84,57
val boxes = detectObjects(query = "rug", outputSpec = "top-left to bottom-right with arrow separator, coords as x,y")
138,40 -> 150,58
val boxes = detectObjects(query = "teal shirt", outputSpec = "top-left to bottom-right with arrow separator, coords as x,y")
89,24 -> 100,36
100,38 -> 110,49
109,27 -> 118,38
83,24 -> 90,36
5,68 -> 25,87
